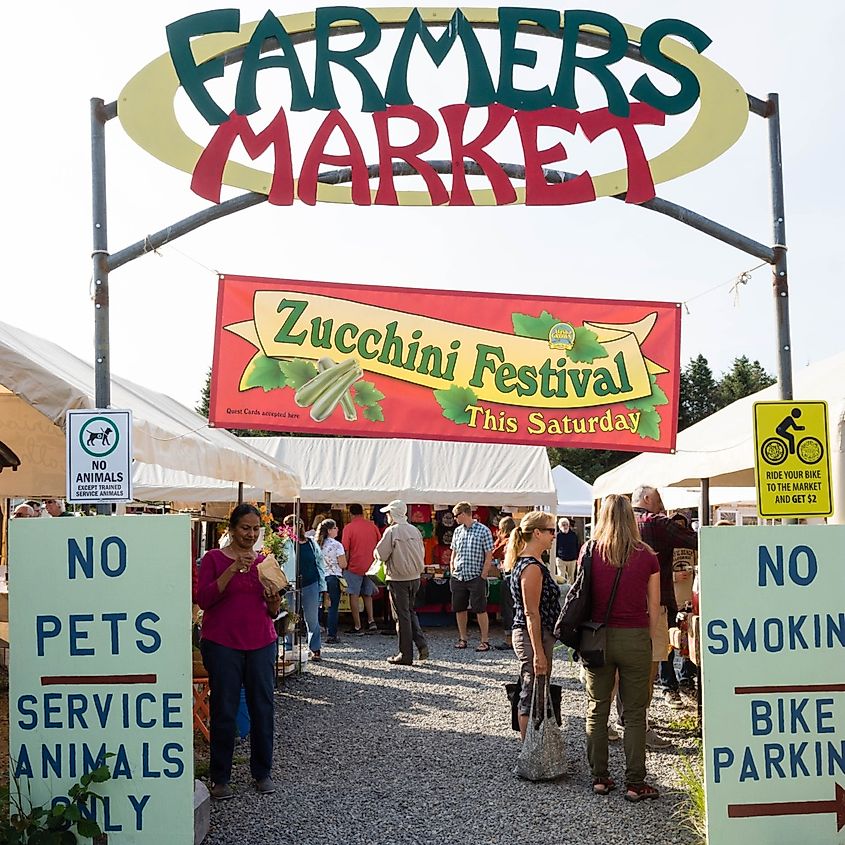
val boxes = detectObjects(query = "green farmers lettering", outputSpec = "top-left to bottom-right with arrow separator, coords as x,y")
166,6 -> 712,124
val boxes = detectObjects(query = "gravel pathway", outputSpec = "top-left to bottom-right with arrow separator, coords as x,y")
204,627 -> 699,845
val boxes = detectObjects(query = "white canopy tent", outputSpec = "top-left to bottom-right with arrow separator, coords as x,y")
231,437 -> 558,508
0,321 -> 300,499
593,351 -> 845,524
551,464 -> 593,517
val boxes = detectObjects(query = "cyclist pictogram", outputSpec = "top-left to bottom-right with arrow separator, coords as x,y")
760,407 -> 824,466
753,400 -> 832,518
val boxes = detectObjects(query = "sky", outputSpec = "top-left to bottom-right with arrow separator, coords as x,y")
3,1 -> 843,413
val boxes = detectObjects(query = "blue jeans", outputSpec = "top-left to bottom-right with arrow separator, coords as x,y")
200,639 -> 276,785
325,575 -> 341,638
301,581 -> 322,653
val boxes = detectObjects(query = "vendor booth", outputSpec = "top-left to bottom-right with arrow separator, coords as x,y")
237,436 -> 557,622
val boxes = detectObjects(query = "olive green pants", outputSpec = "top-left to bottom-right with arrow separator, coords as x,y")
585,627 -> 652,785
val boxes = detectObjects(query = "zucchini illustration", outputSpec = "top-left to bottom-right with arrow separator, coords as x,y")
309,362 -> 363,422
294,357 -> 359,408
318,357 -> 357,421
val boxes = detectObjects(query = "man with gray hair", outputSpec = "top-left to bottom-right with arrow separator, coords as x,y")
375,500 -> 429,665
631,484 -> 697,746
554,517 -> 579,582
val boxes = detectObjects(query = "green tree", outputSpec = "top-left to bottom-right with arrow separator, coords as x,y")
196,368 -> 211,417
718,355 -> 776,406
678,354 -> 719,430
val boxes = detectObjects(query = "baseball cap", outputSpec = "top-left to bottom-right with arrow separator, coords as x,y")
379,500 -> 407,519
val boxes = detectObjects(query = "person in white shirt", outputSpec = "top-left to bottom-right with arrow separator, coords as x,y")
317,519 -> 347,644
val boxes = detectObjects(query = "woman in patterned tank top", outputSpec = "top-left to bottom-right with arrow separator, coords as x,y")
505,511 -> 560,739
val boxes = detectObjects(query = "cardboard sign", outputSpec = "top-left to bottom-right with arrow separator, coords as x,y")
753,401 -> 833,518
67,409 -> 133,503
9,515 -> 193,843
210,275 -> 681,452
699,526 -> 845,844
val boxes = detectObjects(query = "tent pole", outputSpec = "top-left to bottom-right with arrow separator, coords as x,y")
294,496 -> 302,671
699,479 -> 711,526
237,482 -> 244,505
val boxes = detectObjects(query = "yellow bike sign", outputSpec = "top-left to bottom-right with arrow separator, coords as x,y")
753,400 -> 833,518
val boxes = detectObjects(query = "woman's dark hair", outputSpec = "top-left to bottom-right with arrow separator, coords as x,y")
229,503 -> 260,528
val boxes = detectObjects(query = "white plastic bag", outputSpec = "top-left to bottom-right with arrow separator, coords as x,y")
513,676 -> 567,781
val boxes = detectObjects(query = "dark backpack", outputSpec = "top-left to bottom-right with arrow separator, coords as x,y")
553,541 -> 594,648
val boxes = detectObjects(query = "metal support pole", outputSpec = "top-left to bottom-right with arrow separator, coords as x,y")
699,478 -> 711,527
91,99 -> 111,409
237,482 -> 244,505
767,93 -> 793,401
91,98 -> 112,517
294,496 -> 302,671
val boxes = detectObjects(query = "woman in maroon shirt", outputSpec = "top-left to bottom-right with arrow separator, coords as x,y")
582,494 -> 660,802
197,504 -> 281,800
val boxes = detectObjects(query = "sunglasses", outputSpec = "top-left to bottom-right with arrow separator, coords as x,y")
538,527 -> 556,534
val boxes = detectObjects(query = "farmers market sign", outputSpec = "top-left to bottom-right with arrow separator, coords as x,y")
118,7 -> 749,206
210,275 -> 681,451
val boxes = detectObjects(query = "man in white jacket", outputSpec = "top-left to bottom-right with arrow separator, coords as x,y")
375,500 -> 430,665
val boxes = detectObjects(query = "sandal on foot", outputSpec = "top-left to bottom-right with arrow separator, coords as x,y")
625,782 -> 659,802
475,641 -> 491,652
592,777 -> 615,795
454,639 -> 468,649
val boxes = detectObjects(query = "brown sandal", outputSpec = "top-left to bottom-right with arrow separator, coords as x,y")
592,777 -> 615,795
475,641 -> 491,652
625,782 -> 659,802
454,639 -> 468,649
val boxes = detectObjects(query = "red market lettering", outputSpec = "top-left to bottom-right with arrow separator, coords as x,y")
191,103 -> 665,207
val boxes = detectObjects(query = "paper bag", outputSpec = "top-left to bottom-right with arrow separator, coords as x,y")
257,554 -> 289,592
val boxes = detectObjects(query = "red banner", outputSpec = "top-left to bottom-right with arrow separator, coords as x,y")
210,275 -> 681,451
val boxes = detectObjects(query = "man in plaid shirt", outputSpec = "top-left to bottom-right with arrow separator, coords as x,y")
450,502 -> 494,652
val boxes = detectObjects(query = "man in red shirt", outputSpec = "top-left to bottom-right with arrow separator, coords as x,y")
341,504 -> 383,634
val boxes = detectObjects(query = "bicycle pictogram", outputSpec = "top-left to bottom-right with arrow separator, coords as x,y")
760,408 -> 825,466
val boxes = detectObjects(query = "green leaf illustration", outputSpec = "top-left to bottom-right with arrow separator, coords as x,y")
511,310 -> 560,340
568,326 -> 609,364
625,374 -> 669,441
239,353 -> 288,392
278,358 -> 319,389
433,385 -> 478,425
353,381 -> 385,408
625,373 -> 669,411
363,404 -> 385,422
635,408 -> 662,441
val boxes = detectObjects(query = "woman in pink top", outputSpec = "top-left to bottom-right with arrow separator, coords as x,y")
197,504 -> 281,801
582,494 -> 660,802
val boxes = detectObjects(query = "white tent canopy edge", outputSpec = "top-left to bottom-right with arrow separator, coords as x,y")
0,320 -> 300,498
592,351 -> 845,524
